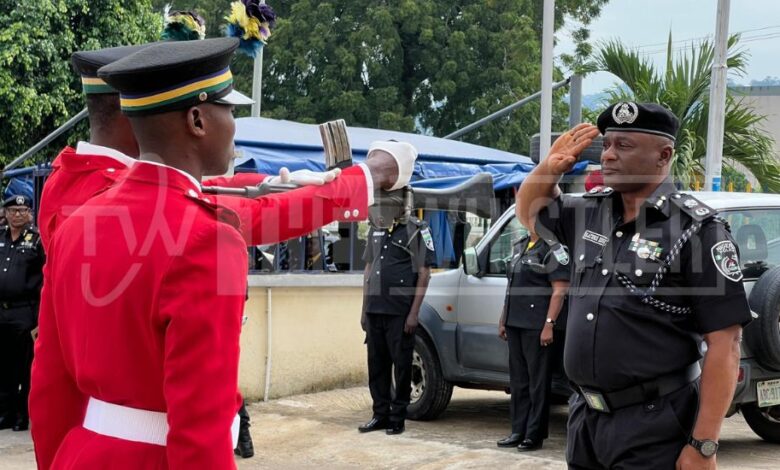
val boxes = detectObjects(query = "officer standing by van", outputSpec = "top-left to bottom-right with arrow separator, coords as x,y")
497,229 -> 569,452
0,195 -> 44,432
358,142 -> 435,436
518,104 -> 752,469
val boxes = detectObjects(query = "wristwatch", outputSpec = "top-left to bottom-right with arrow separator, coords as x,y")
688,436 -> 719,458
545,318 -> 556,327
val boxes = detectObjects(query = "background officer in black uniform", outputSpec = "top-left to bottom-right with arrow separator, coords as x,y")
518,104 -> 752,470
497,229 -> 570,452
358,207 -> 436,436
0,195 -> 45,432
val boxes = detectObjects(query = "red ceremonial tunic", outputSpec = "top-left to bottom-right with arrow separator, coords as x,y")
30,162 -> 248,469
39,145 -> 370,252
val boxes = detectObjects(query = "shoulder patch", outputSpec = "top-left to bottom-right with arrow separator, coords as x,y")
582,186 -> 614,198
669,193 -> 716,222
420,227 -> 435,251
711,240 -> 743,282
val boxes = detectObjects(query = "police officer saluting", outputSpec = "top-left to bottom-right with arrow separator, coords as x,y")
359,143 -> 436,435
0,195 -> 44,432
518,103 -> 752,469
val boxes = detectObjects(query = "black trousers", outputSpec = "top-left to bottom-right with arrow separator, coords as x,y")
507,326 -> 553,441
0,313 -> 34,421
566,381 -> 699,470
366,313 -> 415,423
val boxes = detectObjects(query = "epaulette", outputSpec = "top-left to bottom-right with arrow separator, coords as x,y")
668,192 -> 717,222
184,189 -> 241,229
407,216 -> 427,228
582,186 -> 615,198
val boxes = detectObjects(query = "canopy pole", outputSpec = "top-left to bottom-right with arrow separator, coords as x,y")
250,0 -> 266,118
704,0 -> 730,191
539,0 -> 555,161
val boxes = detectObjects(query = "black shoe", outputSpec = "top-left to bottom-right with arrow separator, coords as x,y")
517,439 -> 543,452
233,422 -> 254,458
0,415 -> 14,430
358,417 -> 388,433
12,418 -> 29,432
497,433 -> 523,447
385,421 -> 405,435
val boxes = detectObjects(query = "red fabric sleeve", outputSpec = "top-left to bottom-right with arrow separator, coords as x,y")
158,222 -> 246,470
29,265 -> 88,470
202,172 -> 268,188
218,165 -> 369,245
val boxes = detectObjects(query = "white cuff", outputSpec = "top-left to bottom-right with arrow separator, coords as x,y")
357,163 -> 374,207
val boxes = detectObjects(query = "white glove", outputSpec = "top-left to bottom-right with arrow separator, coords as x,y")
265,167 -> 342,186
367,141 -> 418,190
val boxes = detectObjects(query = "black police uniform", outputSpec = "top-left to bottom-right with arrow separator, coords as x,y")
0,220 -> 45,429
362,218 -> 436,424
537,179 -> 752,468
503,236 -> 570,444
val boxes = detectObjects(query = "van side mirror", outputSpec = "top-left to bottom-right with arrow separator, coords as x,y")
463,247 -> 481,277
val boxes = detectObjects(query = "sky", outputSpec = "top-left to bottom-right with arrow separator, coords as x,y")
557,0 -> 780,95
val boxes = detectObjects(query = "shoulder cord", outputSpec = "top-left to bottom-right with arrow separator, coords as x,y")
614,220 -> 704,316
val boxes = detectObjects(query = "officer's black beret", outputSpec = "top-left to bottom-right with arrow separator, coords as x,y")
3,195 -> 32,208
72,44 -> 156,94
597,102 -> 680,141
98,37 -> 253,116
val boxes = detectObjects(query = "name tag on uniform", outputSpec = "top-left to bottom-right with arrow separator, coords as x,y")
582,230 -> 608,247
373,231 -> 385,237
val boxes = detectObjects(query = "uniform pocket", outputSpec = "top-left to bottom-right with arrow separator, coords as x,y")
619,256 -> 664,288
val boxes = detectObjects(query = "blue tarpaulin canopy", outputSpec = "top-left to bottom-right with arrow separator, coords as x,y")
232,117 -> 586,187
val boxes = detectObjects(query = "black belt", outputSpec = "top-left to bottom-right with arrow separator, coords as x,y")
575,363 -> 701,413
0,300 -> 36,310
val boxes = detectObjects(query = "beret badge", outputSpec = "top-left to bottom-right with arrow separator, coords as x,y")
612,102 -> 639,125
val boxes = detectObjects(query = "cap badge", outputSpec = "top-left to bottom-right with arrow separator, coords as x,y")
15,196 -> 24,205
612,102 -> 639,125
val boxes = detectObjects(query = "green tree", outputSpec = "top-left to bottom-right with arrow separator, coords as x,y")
162,1 -> 607,154
258,0 -> 606,155
595,35 -> 780,192
0,0 -> 162,166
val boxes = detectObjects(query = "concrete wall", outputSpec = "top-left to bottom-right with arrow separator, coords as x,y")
733,86 -> 780,160
238,274 -> 367,400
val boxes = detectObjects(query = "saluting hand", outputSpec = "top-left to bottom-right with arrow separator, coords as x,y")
545,123 -> 600,176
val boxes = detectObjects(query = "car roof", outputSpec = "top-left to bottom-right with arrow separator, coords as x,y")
507,192 -> 780,216
683,192 -> 780,210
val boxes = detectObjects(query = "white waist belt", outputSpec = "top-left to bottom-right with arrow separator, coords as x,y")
84,397 -> 240,448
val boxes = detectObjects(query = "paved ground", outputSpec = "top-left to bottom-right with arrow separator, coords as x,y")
2,387 -> 778,469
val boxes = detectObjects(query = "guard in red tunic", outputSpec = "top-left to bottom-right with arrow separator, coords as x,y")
39,45 -> 376,253
29,37 -> 413,470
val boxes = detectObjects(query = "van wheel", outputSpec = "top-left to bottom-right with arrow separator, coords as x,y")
746,266 -> 780,371
742,403 -> 780,443
406,335 -> 453,421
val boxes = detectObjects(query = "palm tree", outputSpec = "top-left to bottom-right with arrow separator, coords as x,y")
594,34 -> 780,192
